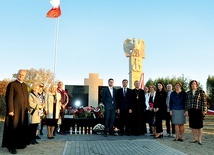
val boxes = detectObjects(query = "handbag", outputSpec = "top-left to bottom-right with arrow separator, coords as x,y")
30,92 -> 39,115
41,109 -> 47,119
30,104 -> 38,115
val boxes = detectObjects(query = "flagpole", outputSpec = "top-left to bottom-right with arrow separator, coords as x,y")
53,17 -> 60,83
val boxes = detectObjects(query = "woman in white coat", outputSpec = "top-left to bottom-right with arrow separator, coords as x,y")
29,84 -> 43,144
45,85 -> 61,139
145,85 -> 156,136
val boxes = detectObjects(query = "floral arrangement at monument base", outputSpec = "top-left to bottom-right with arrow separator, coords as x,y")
93,123 -> 105,134
113,127 -> 120,136
64,103 -> 105,119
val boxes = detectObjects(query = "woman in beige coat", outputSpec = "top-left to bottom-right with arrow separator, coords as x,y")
29,84 -> 43,144
45,85 -> 61,139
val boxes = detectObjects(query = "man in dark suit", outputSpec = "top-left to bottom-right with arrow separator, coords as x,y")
116,79 -> 133,136
102,78 -> 117,137
132,80 -> 146,135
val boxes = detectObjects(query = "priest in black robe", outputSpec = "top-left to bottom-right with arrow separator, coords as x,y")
2,69 -> 30,154
132,80 -> 146,135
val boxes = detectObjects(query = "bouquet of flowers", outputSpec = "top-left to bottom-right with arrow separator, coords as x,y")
91,106 -> 103,118
93,103 -> 105,118
73,107 -> 85,118
84,106 -> 94,118
99,103 -> 105,113
93,123 -> 105,134
66,104 -> 105,119
65,107 -> 75,115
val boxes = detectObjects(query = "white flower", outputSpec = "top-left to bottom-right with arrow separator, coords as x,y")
93,124 -> 104,131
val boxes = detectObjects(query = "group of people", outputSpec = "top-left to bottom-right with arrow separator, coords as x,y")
1,69 -> 207,154
102,78 -> 207,146
1,69 -> 69,154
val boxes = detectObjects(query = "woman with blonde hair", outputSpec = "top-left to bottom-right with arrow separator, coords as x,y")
145,84 -> 156,135
28,83 -> 43,144
45,84 -> 61,139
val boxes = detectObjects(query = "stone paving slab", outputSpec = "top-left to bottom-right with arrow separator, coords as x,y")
0,130 -> 187,155
62,138 -> 186,155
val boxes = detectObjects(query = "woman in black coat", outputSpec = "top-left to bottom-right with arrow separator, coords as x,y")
154,82 -> 167,138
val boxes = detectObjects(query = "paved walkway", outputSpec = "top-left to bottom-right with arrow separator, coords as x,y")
0,130 -> 187,155
61,134 -> 186,155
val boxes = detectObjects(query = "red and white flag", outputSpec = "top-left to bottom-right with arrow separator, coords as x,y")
139,73 -> 144,89
46,0 -> 61,18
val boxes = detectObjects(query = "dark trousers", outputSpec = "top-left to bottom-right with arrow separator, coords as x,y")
29,124 -> 39,141
145,110 -> 153,133
165,112 -> 175,134
118,112 -> 131,134
104,108 -> 116,134
155,111 -> 163,133
59,111 -> 66,133
40,118 -> 46,131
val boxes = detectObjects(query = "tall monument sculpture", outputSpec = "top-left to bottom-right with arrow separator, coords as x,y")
123,38 -> 145,88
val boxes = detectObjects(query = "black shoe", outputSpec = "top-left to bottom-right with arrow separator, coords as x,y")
8,149 -> 17,154
30,140 -> 36,145
133,132 -> 139,136
190,140 -> 198,143
33,139 -> 39,144
40,130 -> 43,135
19,145 -> 27,149
36,135 -> 41,139
109,132 -> 114,135
155,134 -> 163,139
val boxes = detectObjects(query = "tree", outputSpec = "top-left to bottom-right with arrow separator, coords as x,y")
12,68 -> 54,88
0,79 -> 11,118
145,78 -> 155,87
206,75 -> 214,109
145,75 -> 189,91
0,68 -> 54,118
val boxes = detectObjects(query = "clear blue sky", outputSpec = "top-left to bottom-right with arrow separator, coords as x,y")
1,0 -> 214,89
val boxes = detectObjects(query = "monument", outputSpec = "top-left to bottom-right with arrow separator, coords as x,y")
65,85 -> 89,108
84,73 -> 103,107
123,38 -> 145,88
66,73 -> 121,108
